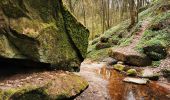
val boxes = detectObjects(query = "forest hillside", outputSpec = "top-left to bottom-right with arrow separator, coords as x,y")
86,0 -> 170,85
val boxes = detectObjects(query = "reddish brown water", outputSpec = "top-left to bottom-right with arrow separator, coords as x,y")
103,67 -> 170,100
76,60 -> 170,100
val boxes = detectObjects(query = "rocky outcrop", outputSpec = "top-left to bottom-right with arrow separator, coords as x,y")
109,48 -> 152,66
0,0 -> 89,71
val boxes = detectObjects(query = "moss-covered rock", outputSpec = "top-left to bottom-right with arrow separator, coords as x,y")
95,42 -> 111,50
0,0 -> 89,71
143,45 -> 167,61
100,36 -> 109,43
0,71 -> 88,100
126,69 -> 137,76
113,64 -> 125,71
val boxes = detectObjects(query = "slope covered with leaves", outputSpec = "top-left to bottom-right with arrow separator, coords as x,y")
87,1 -> 170,63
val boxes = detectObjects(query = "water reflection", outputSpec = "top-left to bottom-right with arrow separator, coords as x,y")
96,66 -> 170,100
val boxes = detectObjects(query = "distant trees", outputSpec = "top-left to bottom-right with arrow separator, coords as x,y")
63,0 -> 152,39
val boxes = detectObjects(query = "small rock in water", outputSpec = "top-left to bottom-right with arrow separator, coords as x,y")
113,64 -> 125,71
117,61 -> 124,64
141,69 -> 159,80
102,57 -> 117,65
166,94 -> 170,98
126,69 -> 137,76
123,77 -> 149,85
0,83 -> 5,86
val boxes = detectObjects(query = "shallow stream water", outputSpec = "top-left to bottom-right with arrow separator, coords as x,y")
75,60 -> 170,100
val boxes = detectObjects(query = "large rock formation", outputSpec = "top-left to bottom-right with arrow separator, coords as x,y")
0,0 -> 89,71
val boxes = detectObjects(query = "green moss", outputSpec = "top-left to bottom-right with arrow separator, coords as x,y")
0,89 -> 17,100
113,64 -> 125,71
86,48 -> 110,61
119,36 -> 133,47
136,28 -> 170,52
126,69 -> 137,76
152,61 -> 161,68
11,88 -> 50,100
0,73 -> 88,100
61,5 -> 89,58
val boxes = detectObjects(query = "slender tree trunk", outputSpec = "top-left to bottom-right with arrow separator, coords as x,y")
128,0 -> 137,29
102,0 -> 105,34
106,0 -> 110,29
82,0 -> 86,26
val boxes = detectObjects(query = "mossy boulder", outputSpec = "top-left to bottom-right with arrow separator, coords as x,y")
0,71 -> 88,100
143,45 -> 167,61
100,36 -> 109,43
0,0 -> 89,71
113,64 -> 125,71
95,42 -> 111,50
126,69 -> 137,76
109,38 -> 119,45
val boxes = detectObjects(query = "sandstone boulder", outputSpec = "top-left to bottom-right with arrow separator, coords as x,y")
0,0 -> 89,71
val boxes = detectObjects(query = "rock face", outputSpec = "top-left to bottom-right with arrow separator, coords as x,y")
0,0 -> 89,71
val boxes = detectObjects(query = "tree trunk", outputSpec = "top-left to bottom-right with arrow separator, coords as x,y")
128,0 -> 137,29
82,0 -> 86,26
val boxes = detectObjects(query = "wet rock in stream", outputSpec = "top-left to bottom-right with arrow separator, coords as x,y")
123,77 -> 149,85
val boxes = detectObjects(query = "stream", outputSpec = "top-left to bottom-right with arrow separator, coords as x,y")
75,60 -> 170,100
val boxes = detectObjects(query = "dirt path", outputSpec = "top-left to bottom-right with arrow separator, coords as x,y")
113,20 -> 150,55
130,20 -> 149,48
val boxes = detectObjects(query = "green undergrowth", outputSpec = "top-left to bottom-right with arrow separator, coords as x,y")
152,61 -> 161,68
136,11 -> 170,52
119,36 -> 133,47
86,48 -> 111,61
88,1 -> 170,62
